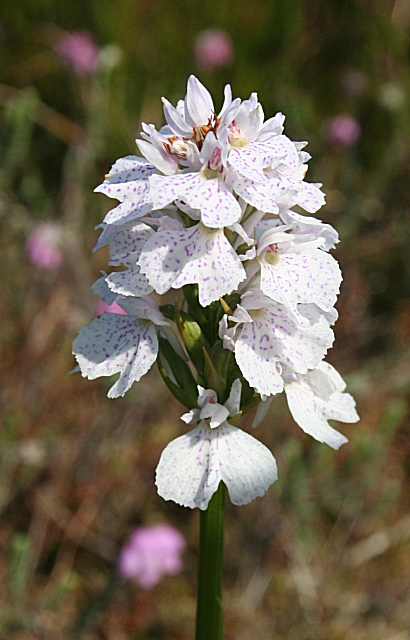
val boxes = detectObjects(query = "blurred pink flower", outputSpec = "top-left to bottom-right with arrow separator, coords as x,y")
94,299 -> 127,316
195,29 -> 234,70
326,114 -> 361,148
118,524 -> 186,589
57,31 -> 99,75
26,223 -> 63,270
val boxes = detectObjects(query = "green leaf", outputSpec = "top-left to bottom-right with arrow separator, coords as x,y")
159,337 -> 198,400
240,394 -> 261,416
208,341 -> 232,387
203,348 -> 225,399
183,284 -> 208,326
159,304 -> 176,321
157,358 -> 198,409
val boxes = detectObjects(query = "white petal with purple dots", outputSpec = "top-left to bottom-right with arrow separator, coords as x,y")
106,266 -> 153,297
95,155 -> 155,201
259,248 -> 342,326
72,313 -> 158,398
96,155 -> 155,186
100,221 -> 154,266
155,421 -> 277,510
234,298 -> 334,397
149,173 -> 241,228
138,223 -> 246,306
102,182 -> 153,226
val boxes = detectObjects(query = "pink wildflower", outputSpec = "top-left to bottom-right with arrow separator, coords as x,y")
195,29 -> 234,70
57,31 -> 99,76
25,223 -> 62,270
326,114 -> 361,149
118,524 -> 186,589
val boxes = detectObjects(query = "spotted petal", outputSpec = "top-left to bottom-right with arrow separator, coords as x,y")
155,421 -> 277,510
95,156 -> 155,201
106,221 -> 154,266
260,249 -> 342,326
106,266 -> 153,297
235,303 -> 334,397
229,136 -> 299,182
293,181 -> 326,213
91,274 -> 117,305
233,175 -> 290,213
149,173 -> 241,228
72,314 -> 158,398
138,224 -> 246,306
102,182 -> 153,226
95,156 -> 155,194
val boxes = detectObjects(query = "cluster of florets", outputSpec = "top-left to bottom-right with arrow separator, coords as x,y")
72,76 -> 359,510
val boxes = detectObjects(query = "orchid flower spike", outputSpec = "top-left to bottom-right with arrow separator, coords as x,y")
73,74 -> 359,513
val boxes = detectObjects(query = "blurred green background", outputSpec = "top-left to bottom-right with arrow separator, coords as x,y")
1,1 -> 410,638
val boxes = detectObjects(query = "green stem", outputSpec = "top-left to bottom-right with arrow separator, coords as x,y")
195,482 -> 226,640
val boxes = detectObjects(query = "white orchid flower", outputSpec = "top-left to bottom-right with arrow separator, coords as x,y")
156,380 -> 278,510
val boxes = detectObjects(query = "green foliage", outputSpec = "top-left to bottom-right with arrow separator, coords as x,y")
159,337 -> 198,400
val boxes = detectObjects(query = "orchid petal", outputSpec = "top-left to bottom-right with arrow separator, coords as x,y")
235,302 -> 334,397
184,75 -> 214,127
252,396 -> 273,428
106,266 -> 153,297
260,249 -> 342,326
72,314 -> 158,398
91,274 -> 117,305
200,403 -> 230,428
256,113 -> 285,142
293,182 -> 326,213
224,379 -> 242,416
155,421 -> 277,510
162,98 -> 192,137
139,224 -> 246,306
136,140 -> 178,176
102,183 -> 153,226
284,364 -> 359,449
95,156 -> 155,194
149,173 -> 241,228
279,210 -> 339,250
106,221 -> 154,266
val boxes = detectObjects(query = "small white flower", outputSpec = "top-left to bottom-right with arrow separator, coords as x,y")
161,76 -> 239,140
149,133 -> 241,228
220,291 -> 334,397
138,222 -> 246,306
72,295 -> 168,398
156,380 -> 278,510
255,227 -> 342,326
284,361 -> 359,449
